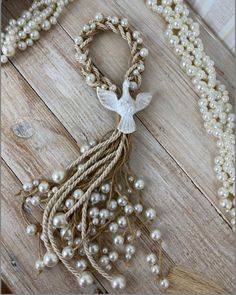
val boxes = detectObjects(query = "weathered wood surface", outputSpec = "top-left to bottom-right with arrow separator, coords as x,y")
1,0 -> 235,294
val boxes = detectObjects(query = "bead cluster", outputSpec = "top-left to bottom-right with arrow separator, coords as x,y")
146,0 -> 235,229
21,136 -> 167,290
74,12 -> 149,92
1,0 -> 74,64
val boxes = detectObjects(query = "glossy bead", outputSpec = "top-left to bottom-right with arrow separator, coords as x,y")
111,275 -> 126,290
113,235 -> 124,245
26,224 -> 37,236
73,189 -> 84,199
2,45 -> 15,57
53,213 -> 67,228
124,205 -> 134,215
151,229 -> 162,241
117,216 -> 127,228
89,207 -> 99,218
151,265 -> 160,274
125,244 -> 136,255
23,182 -> 33,192
31,195 -> 41,206
78,271 -> 94,287
75,259 -> 88,271
117,196 -> 128,207
52,168 -> 67,184
121,18 -> 129,27
101,183 -> 111,193
43,251 -> 59,267
35,260 -> 45,271
60,227 -> 72,240
80,144 -> 90,154
86,73 -> 96,84
74,36 -> 83,45
108,199 -> 118,211
109,251 -> 119,262
38,181 -> 50,193
95,12 -> 104,22
109,222 -> 119,233
134,179 -> 145,190
146,253 -> 157,265
30,30 -> 40,40
62,246 -> 74,260
99,209 -> 110,220
88,243 -> 100,255
140,48 -> 149,58
145,208 -> 157,221
65,198 -> 75,209
100,255 -> 110,266
134,203 -> 143,214
41,20 -> 51,30
159,278 -> 170,289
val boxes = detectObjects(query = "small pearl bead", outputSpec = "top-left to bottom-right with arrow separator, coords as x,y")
145,208 -> 157,221
125,244 -> 136,255
121,18 -> 129,27
53,213 -> 67,228
86,73 -> 96,84
1,55 -> 8,64
35,260 -> 45,271
133,31 -> 140,39
38,181 -> 50,193
31,195 -> 41,206
108,199 -> 118,211
80,144 -> 90,154
88,243 -> 100,255
74,36 -> 83,45
41,20 -> 51,30
111,16 -> 119,25
100,255 -> 110,266
23,182 -> 33,192
75,259 -> 88,271
117,196 -> 128,207
99,209 -> 110,220
159,278 -> 170,289
111,275 -> 126,290
140,48 -> 149,58
78,271 -> 94,287
134,203 -> 143,214
30,30 -> 40,40
151,229 -> 162,241
52,168 -> 67,184
95,12 -> 104,22
77,53 -> 87,63
65,198 -> 75,209
26,38 -> 33,46
146,253 -> 157,265
43,251 -> 59,267
109,251 -> 119,262
62,246 -> 74,260
73,189 -> 84,199
134,179 -> 145,190
113,235 -> 124,245
117,216 -> 127,228
151,265 -> 160,274
60,227 -> 72,240
26,224 -> 37,236
109,222 -> 119,233
83,24 -> 90,32
124,204 -> 134,215
101,183 -> 111,194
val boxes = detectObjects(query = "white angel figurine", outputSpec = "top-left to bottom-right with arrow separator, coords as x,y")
97,80 -> 153,134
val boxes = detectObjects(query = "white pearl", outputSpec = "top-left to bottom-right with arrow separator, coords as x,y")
73,189 -> 84,199
35,260 -> 45,271
111,16 -> 119,25
38,181 -> 50,193
134,179 -> 145,190
125,244 -> 136,255
31,195 -> 41,206
1,55 -> 8,64
26,224 -> 37,236
62,246 -> 74,260
74,237 -> 82,246
117,216 -> 127,228
86,73 -> 96,84
60,227 -> 72,240
121,18 -> 129,27
77,53 -> 87,63
52,169 -> 67,184
113,235 -> 124,245
65,198 -> 75,209
53,213 -> 67,228
108,199 -> 118,211
134,203 -> 143,214
111,275 -> 126,290
95,12 -> 104,22
26,38 -> 33,46
23,182 -> 33,192
145,208 -> 157,221
78,271 -> 94,287
90,192 -> 101,204
41,20 -> 51,30
101,183 -> 111,193
83,24 -> 90,32
109,251 -> 119,262
159,278 -> 170,289
75,259 -> 88,271
146,253 -> 157,265
117,196 -> 128,207
109,222 -> 119,233
151,229 -> 162,241
43,251 -> 59,267
99,209 -> 110,220
80,144 -> 90,154
30,30 -> 40,40
124,205 -> 134,215
140,48 -> 149,58
89,207 -> 99,218
100,255 -> 110,266
88,243 -> 100,255
2,45 -> 15,57
151,265 -> 160,274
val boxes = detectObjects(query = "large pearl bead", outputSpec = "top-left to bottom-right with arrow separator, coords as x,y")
35,260 -> 45,271
78,271 -> 94,287
134,203 -> 143,214
117,216 -> 127,228
23,182 -> 33,192
53,213 -> 67,228
43,251 -> 59,267
75,259 -> 88,271
134,179 -> 145,190
88,243 -> 100,255
38,181 -> 50,193
113,235 -> 124,245
73,189 -> 84,199
109,222 -> 119,233
26,224 -> 37,236
111,275 -> 127,290
159,278 -> 170,289
145,208 -> 157,221
62,246 -> 74,260
109,251 -> 119,262
151,229 -> 162,241
101,183 -> 111,194
52,169 -> 67,184
2,45 -> 15,57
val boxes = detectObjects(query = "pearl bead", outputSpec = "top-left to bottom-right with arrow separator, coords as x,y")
30,30 -> 40,40
31,195 -> 41,206
1,55 -> 8,64
111,275 -> 126,290
74,237 -> 82,246
117,196 -> 128,207
145,208 -> 157,221
99,209 -> 110,220
62,246 -> 74,260
113,235 -> 124,245
2,45 -> 15,57
78,271 -> 94,287
121,18 -> 129,27
140,48 -> 149,58
151,229 -> 162,241
77,53 -> 87,63
53,213 -> 67,228
134,179 -> 145,190
43,251 -> 59,267
52,169 -> 67,184
108,199 -> 118,211
26,38 -> 33,46
90,192 -> 101,204
124,205 -> 134,215
146,253 -> 157,265
89,207 -> 99,218
35,260 -> 45,271
117,216 -> 127,228
83,24 -> 90,32
111,16 -> 119,25
151,265 -> 160,274
86,73 -> 96,84
75,259 -> 88,271
146,0 -> 157,8
109,222 -> 119,233
134,203 -> 143,214
23,182 -> 33,192
125,244 -> 136,255
73,189 -> 84,199
88,243 -> 100,255
136,229 -> 142,238
159,278 -> 170,289
26,224 -> 37,236
60,227 -> 72,240
101,183 -> 111,193
100,255 -> 110,266
38,181 -> 50,193
80,144 -> 90,154
41,20 -> 51,30
95,12 -> 104,22
65,198 -> 75,209
74,36 -> 83,45
109,251 -> 119,262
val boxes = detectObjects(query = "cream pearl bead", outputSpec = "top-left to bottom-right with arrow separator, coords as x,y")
72,189 -> 84,199
140,48 -> 149,58
1,55 -> 8,64
145,208 -> 157,221
150,229 -> 162,241
80,143 -> 90,154
111,275 -> 127,290
113,235 -> 124,245
75,259 -> 88,271
125,244 -> 136,255
30,30 -> 40,40
62,246 -> 74,260
26,224 -> 37,236
100,255 -> 110,266
60,227 -> 72,240
159,278 -> 170,289
23,182 -> 33,192
121,18 -> 129,27
101,183 -> 111,193
2,45 -> 15,57
151,265 -> 160,274
100,209 -> 110,220
31,195 -> 41,206
74,36 -> 83,45
88,243 -> 100,255
109,222 -> 119,233
146,253 -> 157,265
134,179 -> 145,190
109,251 -> 119,262
35,260 -> 45,271
43,251 -> 59,267
52,168 -> 67,184
134,203 -> 143,214
95,12 -> 104,22
41,20 -> 51,30
117,216 -> 127,228
65,198 -> 75,209
124,204 -> 134,215
108,199 -> 118,211
38,181 -> 50,193
78,271 -> 94,287
86,73 -> 96,84
53,213 -> 67,228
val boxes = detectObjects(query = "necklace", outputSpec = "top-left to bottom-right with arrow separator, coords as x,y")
1,0 -> 74,64
146,0 -> 235,229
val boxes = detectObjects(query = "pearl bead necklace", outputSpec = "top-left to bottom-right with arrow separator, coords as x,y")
1,0 -> 74,64
145,0 -> 235,229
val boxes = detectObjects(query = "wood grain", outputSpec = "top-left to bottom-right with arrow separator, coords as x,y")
1,0 -> 235,293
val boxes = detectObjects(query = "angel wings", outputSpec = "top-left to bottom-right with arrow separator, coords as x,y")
97,80 -> 153,134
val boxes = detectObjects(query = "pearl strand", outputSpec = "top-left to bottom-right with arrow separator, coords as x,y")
145,0 -> 235,229
1,0 -> 74,64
